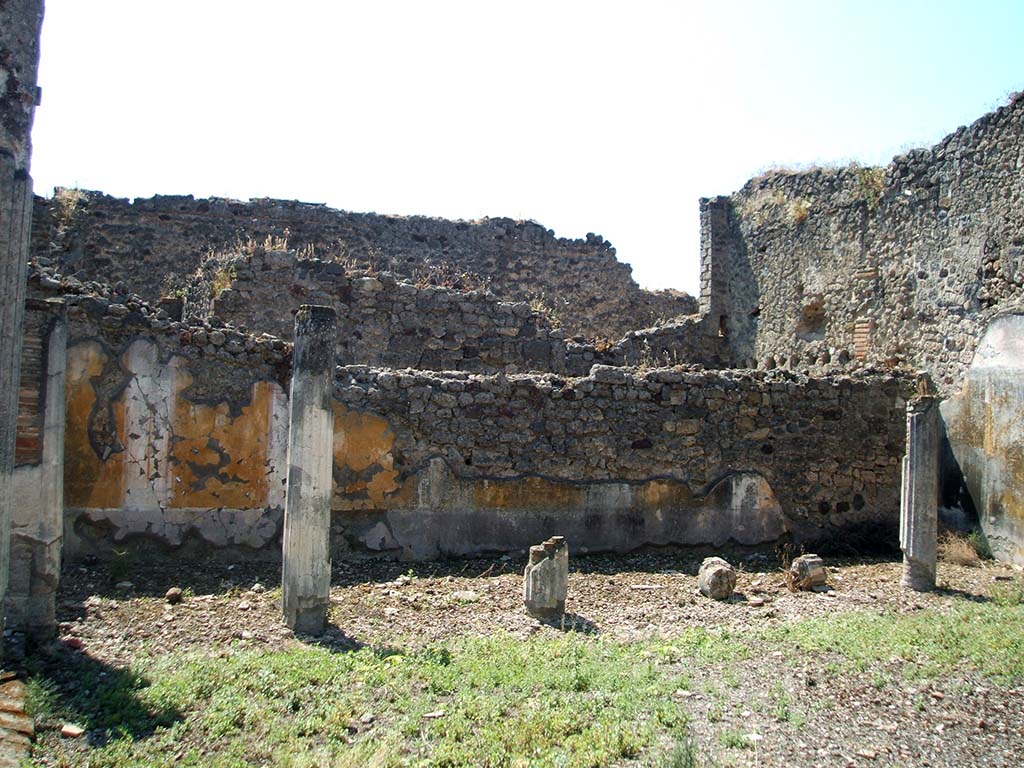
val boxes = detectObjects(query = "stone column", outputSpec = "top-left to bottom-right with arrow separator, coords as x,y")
282,305 -> 337,634
900,396 -> 939,591
0,0 -> 46,655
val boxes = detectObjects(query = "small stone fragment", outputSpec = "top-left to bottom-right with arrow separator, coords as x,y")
698,556 -> 736,600
451,590 -> 480,603
789,554 -> 828,590
164,587 -> 183,604
523,536 -> 568,620
60,723 -> 85,739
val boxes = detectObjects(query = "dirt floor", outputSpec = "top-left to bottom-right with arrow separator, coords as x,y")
32,549 -> 1024,766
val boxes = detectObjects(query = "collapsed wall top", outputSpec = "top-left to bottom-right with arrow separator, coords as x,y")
31,192 -> 697,341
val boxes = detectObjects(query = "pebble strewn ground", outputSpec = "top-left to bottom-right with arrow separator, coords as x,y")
27,550 -> 1024,766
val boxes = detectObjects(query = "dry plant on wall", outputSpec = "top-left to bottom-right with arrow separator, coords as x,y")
413,262 -> 490,292
849,163 -> 886,211
211,264 -> 236,297
786,198 -> 811,226
53,186 -> 88,231
528,294 -> 569,330
740,188 -> 787,227
262,231 -> 291,252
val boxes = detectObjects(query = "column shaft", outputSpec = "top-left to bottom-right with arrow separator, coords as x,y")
282,305 -> 337,634
900,396 -> 939,591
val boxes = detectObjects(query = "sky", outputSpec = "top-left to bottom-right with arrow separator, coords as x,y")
30,0 -> 1024,295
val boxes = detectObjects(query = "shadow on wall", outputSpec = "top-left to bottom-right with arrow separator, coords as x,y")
942,312 -> 1024,565
721,201 -> 758,366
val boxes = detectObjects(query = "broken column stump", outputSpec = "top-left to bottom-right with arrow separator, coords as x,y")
789,553 -> 827,590
523,536 -> 568,620
698,556 -> 736,600
900,396 -> 939,591
282,305 -> 337,635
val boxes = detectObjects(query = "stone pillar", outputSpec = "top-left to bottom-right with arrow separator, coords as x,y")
282,305 -> 337,634
8,304 -> 66,637
523,536 -> 568,620
900,396 -> 939,591
1,0 -> 46,656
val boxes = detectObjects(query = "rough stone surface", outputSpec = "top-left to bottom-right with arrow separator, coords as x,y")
789,553 -> 828,591
31,191 -> 697,341
697,556 -> 736,600
28,259 -> 914,562
330,365 -> 911,559
699,93 -> 1024,394
186,249 -> 573,374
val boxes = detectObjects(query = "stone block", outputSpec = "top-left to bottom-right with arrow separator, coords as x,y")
698,556 -> 736,600
789,554 -> 827,590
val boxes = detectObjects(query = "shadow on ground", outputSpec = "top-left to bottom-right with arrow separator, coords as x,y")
24,642 -> 182,747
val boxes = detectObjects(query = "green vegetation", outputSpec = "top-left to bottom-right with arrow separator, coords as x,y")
849,162 -> 886,210
716,729 -> 753,749
969,528 -> 994,560
26,600 -> 1024,767
765,600 -> 1024,680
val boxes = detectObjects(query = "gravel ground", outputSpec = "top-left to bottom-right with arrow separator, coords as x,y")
40,550 -> 1024,766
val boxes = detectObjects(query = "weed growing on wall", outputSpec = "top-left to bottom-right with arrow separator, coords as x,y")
786,198 -> 810,225
210,264 -> 236,297
52,186 -> 87,231
849,163 -> 886,210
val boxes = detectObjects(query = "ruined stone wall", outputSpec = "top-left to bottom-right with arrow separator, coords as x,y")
330,365 -> 912,559
26,267 -> 294,559
31,192 -> 697,341
183,249 -> 728,375
702,93 -> 1024,393
185,250 -> 573,374
40,256 -> 911,561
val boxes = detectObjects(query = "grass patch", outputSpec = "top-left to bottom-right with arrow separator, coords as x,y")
990,581 -> 1024,607
27,599 -> 1024,766
30,633 -> 699,767
765,601 -> 1024,681
717,728 -> 753,749
658,738 -> 706,768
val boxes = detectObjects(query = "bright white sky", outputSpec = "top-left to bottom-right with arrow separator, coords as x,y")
31,0 -> 1024,294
